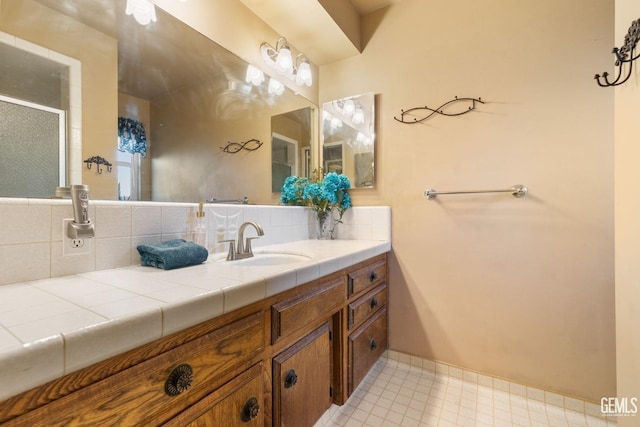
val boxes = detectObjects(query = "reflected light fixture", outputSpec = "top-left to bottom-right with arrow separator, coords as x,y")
246,65 -> 265,86
125,0 -> 157,25
261,37 -> 313,87
333,98 -> 365,125
268,78 -> 285,96
330,117 -> 343,129
342,99 -> 355,116
352,107 -> 365,125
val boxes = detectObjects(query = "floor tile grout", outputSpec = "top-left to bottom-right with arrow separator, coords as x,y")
315,355 -> 617,427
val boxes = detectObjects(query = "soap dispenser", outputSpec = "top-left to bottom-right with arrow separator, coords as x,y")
193,202 -> 208,250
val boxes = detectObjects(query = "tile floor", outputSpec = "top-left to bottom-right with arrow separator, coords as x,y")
316,353 -> 617,427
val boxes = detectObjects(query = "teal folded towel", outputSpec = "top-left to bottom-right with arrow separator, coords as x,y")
137,239 -> 208,270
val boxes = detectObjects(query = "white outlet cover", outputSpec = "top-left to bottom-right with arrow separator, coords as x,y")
62,219 -> 92,256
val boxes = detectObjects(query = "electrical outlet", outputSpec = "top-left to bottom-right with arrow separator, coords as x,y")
63,219 -> 92,256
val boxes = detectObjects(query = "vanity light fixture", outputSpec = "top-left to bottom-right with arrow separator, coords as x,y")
245,65 -> 265,86
330,117 -> 343,130
268,78 -> 285,96
332,97 -> 365,125
126,0 -> 187,26
295,58 -> 312,87
261,37 -> 313,87
352,107 -> 365,125
125,0 -> 157,25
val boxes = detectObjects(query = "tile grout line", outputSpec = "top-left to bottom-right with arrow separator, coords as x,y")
316,350 -> 618,427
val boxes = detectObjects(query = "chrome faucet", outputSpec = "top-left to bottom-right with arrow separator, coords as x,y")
223,221 -> 264,261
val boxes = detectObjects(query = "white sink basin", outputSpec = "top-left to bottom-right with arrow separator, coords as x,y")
214,253 -> 312,266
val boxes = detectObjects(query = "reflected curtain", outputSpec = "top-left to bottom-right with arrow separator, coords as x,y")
118,117 -> 147,157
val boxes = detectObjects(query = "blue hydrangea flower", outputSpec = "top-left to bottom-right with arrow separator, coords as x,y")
280,171 -> 351,221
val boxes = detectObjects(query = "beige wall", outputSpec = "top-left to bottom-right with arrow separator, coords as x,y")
0,0 -> 118,200
321,0 -> 615,400
615,0 -> 640,424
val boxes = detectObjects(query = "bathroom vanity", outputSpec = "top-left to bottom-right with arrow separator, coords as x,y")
0,247 -> 389,427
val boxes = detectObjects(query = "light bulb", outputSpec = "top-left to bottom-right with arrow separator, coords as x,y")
275,46 -> 293,75
343,99 -> 355,116
352,108 -> 365,124
125,0 -> 157,25
268,78 -> 285,96
295,60 -> 312,87
245,65 -> 264,86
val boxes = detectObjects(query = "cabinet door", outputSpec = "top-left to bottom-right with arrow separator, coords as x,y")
165,363 -> 263,427
273,322 -> 333,427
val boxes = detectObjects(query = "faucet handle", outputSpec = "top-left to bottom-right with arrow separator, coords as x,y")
220,239 -> 236,261
244,237 -> 260,256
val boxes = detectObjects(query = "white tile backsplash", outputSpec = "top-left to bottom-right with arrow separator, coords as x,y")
131,206 -> 162,236
0,243 -> 50,285
0,200 -> 390,286
0,204 -> 51,244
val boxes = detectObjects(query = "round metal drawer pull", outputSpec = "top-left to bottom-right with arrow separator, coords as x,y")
369,339 -> 378,351
284,369 -> 298,388
370,297 -> 378,309
241,397 -> 260,422
165,364 -> 193,397
369,272 -> 378,283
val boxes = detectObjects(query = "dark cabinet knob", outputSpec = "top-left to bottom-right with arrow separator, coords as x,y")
284,369 -> 298,388
369,272 -> 378,283
241,397 -> 260,422
370,297 -> 378,309
369,339 -> 378,351
165,364 -> 193,396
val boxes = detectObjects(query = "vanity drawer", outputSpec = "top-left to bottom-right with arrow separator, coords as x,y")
6,312 -> 264,427
271,277 -> 346,344
165,362 -> 264,427
348,307 -> 387,395
348,284 -> 387,330
348,258 -> 386,297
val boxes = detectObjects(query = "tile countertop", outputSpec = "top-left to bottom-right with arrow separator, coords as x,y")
0,239 -> 391,402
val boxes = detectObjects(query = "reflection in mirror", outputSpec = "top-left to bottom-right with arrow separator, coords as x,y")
0,34 -> 82,197
271,107 -> 313,193
322,93 -> 375,188
0,0 -> 316,203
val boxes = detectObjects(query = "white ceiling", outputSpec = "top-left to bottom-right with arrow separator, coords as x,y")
239,0 -> 399,66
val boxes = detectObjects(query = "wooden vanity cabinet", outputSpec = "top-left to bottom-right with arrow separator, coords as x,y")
166,363 -> 264,427
272,323 -> 333,427
344,257 -> 389,398
348,307 -> 388,395
1,312 -> 265,427
0,253 -> 389,427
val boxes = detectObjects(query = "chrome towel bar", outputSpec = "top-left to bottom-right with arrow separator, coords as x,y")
424,184 -> 528,200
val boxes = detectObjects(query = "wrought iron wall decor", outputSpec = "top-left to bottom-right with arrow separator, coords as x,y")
394,96 -> 484,124
84,155 -> 112,174
595,18 -> 640,87
220,138 -> 263,153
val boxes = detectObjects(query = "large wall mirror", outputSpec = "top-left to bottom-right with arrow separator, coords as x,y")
0,0 -> 316,203
322,93 -> 375,188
